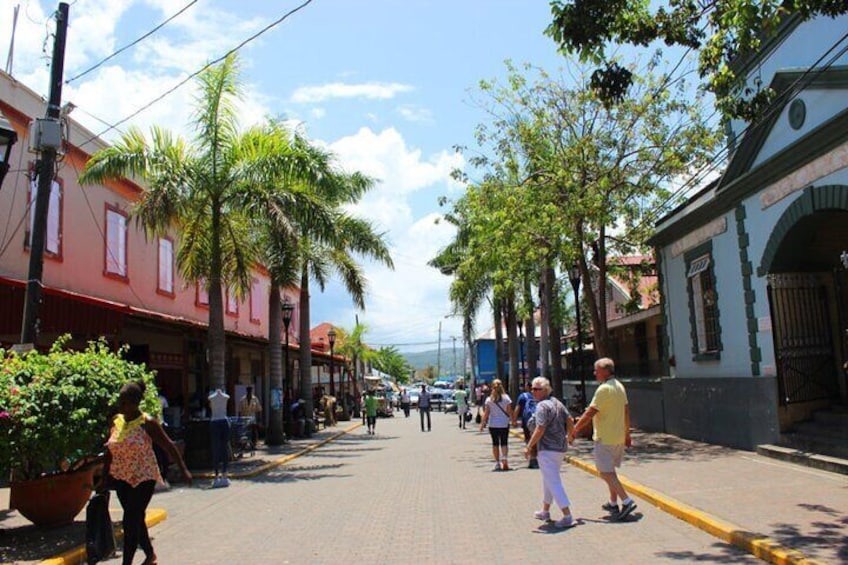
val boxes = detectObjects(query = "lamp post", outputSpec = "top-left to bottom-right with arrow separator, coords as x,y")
328,327 -> 336,400
569,264 -> 587,409
0,110 -> 18,191
281,300 -> 294,430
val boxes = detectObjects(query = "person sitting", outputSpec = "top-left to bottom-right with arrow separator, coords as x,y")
238,386 -> 262,445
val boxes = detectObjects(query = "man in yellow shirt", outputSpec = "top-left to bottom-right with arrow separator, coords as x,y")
568,357 -> 636,521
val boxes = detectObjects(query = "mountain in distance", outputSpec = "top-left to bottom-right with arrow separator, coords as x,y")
402,348 -> 467,376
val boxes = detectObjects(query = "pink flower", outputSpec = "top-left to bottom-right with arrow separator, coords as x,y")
0,411 -> 9,419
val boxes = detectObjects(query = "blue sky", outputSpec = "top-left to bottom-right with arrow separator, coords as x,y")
2,1 -> 691,352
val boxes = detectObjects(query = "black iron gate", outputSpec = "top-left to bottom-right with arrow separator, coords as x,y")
767,273 -> 840,405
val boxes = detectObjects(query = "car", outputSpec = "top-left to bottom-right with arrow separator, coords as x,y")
428,386 -> 451,411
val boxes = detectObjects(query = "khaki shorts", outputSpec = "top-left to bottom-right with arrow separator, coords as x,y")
593,442 -> 625,473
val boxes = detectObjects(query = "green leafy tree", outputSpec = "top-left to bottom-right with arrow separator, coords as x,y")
453,60 -> 718,363
546,0 -> 848,119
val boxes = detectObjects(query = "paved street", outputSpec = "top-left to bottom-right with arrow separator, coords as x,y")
100,412 -> 760,564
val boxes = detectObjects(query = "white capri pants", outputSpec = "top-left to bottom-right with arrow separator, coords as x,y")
537,450 -> 571,509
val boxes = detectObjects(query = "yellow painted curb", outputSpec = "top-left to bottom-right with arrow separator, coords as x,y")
39,508 -> 167,565
195,422 -> 363,480
508,428 -> 823,564
564,454 -> 826,565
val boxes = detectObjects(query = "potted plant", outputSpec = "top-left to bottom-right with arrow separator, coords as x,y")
0,336 -> 158,527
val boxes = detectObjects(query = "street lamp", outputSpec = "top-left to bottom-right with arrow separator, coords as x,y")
569,264 -> 587,409
281,300 -> 295,430
0,110 -> 18,191
328,327 -> 336,399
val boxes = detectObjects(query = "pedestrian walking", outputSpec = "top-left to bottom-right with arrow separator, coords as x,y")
100,381 -> 192,565
238,386 -> 262,446
364,389 -> 378,435
208,388 -> 230,487
568,357 -> 637,521
418,384 -> 432,431
453,382 -> 469,429
479,379 -> 512,471
524,377 -> 576,529
400,387 -> 411,417
512,381 -> 539,468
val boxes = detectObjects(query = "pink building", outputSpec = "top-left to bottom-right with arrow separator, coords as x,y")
0,70 -> 330,426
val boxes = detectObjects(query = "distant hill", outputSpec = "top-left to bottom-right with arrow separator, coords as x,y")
402,348 -> 467,376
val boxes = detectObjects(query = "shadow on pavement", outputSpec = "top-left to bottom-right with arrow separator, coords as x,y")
655,543 -> 760,563
568,431 -> 736,465
770,504 -> 848,563
248,462 -> 354,484
0,520 -> 86,564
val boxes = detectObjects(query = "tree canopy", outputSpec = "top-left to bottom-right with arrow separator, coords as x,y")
546,0 -> 848,120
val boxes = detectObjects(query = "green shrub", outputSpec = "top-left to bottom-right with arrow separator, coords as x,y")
0,335 -> 159,481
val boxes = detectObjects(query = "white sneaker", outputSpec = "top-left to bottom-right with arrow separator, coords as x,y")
533,510 -> 550,521
492,462 -> 502,471
554,515 -> 575,529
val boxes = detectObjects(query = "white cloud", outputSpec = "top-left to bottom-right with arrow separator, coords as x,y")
330,127 -> 464,201
290,82 -> 414,104
310,107 -> 326,119
396,104 -> 434,124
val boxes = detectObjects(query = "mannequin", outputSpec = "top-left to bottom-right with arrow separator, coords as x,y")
208,389 -> 230,487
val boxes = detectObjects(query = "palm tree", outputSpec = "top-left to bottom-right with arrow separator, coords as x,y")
81,54 -> 279,391
241,123 -> 337,444
296,210 -> 394,426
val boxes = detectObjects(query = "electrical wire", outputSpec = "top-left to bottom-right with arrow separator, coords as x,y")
637,28 -> 848,231
75,0 -> 315,150
65,1 -> 199,84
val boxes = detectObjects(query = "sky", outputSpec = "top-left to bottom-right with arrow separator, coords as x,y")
0,0 -> 696,352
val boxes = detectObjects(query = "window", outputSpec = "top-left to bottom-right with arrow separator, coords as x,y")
226,288 -> 239,316
104,205 -> 128,279
196,280 -> 209,307
249,278 -> 262,323
157,237 -> 175,296
686,248 -> 721,358
25,173 -> 63,259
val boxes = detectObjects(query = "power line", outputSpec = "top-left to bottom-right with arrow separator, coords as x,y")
638,28 -> 848,231
65,1 -> 199,84
76,0 -> 315,150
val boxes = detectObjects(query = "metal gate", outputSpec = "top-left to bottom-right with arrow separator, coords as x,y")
767,273 -> 840,405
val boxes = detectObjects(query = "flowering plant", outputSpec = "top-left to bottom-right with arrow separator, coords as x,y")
0,336 -> 159,481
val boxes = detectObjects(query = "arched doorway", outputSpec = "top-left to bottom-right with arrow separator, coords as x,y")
760,186 -> 848,412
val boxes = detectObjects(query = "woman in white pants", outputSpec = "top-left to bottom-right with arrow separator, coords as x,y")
524,377 -> 576,529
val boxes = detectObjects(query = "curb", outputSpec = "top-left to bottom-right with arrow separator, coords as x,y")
508,428 -> 824,565
39,508 -> 167,565
194,421 -> 363,480
41,422 -> 361,564
564,455 -> 826,565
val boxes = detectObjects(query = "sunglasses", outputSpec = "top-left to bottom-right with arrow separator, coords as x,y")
531,387 -> 543,391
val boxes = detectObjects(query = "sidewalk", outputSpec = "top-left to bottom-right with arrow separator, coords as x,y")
563,430 -> 847,564
0,421 -> 360,565
1,423 -> 845,564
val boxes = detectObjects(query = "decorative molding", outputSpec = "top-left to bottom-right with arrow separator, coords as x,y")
735,204 -> 760,375
671,217 -> 727,258
761,140 -> 848,209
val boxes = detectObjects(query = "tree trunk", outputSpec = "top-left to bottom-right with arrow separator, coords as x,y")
539,265 -> 550,381
545,266 -> 564,399
208,204 -> 226,392
298,266 -> 314,423
493,297 -> 505,382
266,284 -> 284,445
580,229 -> 610,357
506,293 -> 519,400
525,278 -> 538,382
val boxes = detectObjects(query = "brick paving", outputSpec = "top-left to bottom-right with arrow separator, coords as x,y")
100,413 -> 758,564
3,411 -> 845,564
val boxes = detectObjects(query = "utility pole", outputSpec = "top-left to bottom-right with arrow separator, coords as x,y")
451,336 -> 457,378
436,321 -> 442,380
20,2 -> 69,346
